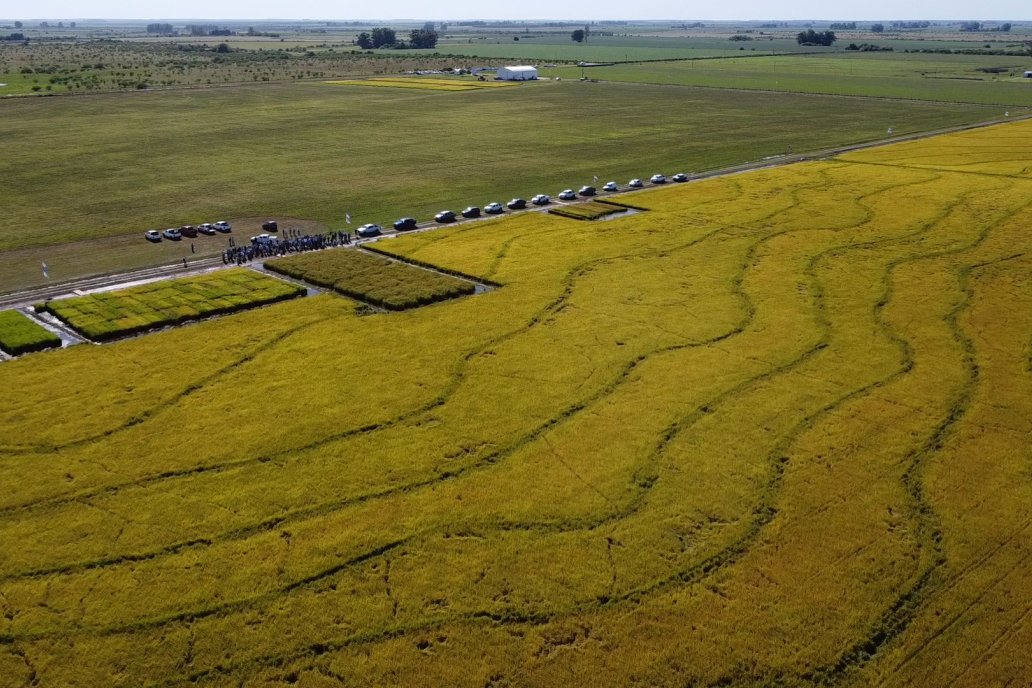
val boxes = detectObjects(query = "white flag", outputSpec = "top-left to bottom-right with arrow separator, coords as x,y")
41,262 -> 49,279
592,175 -> 598,183
345,213 -> 352,224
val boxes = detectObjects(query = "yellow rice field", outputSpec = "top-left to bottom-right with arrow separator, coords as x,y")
0,120 -> 1030,687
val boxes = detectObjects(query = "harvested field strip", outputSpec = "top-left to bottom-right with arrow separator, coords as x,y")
0,310 -> 60,356
1,122 -> 1031,687
369,77 -> 520,89
265,248 -> 476,310
548,201 -> 630,221
39,269 -> 305,340
324,79 -> 481,91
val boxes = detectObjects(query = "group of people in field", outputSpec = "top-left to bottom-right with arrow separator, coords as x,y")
221,228 -> 353,265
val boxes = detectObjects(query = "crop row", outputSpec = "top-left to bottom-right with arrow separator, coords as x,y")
265,248 -> 476,310
37,268 -> 305,340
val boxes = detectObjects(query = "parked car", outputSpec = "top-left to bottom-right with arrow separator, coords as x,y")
162,228 -> 181,240
507,198 -> 527,210
650,174 -> 667,184
262,220 -> 278,232
357,223 -> 382,238
145,230 -> 162,242
179,225 -> 198,238
435,210 -> 457,223
393,217 -> 418,231
531,194 -> 551,205
578,186 -> 597,197
484,202 -> 505,214
213,221 -> 232,232
602,181 -> 618,192
197,223 -> 216,235
461,206 -> 481,219
558,189 -> 577,200
672,173 -> 689,183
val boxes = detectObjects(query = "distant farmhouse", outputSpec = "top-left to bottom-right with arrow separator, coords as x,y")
497,65 -> 538,81
1025,70 -> 1032,79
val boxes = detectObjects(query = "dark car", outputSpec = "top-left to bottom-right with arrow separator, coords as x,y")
179,225 -> 198,238
578,186 -> 597,197
672,173 -> 689,183
435,210 -> 457,223
262,220 -> 278,232
461,206 -> 481,219
393,217 -> 418,231
507,198 -> 527,210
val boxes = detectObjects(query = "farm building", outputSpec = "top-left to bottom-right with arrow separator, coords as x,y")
1025,71 -> 1032,78
497,66 -> 538,81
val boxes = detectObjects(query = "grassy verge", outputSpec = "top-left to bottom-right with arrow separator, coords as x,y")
266,248 -> 476,310
39,268 -> 304,340
0,310 -> 61,356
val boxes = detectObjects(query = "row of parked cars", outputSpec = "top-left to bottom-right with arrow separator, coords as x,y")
402,174 -> 691,230
146,220 -> 233,242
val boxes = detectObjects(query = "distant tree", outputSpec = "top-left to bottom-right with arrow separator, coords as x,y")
422,21 -> 435,32
829,22 -> 856,30
215,42 -> 231,53
870,23 -> 884,33
371,27 -> 396,48
70,21 -> 76,27
147,23 -> 173,34
57,21 -> 63,27
408,28 -> 438,49
14,21 -> 22,28
3,32 -> 25,41
39,21 -> 48,28
995,22 -> 1012,32
571,29 -> 585,42
958,21 -> 981,32
796,29 -> 837,46
513,36 -> 519,41
355,31 -> 373,49
439,22 -> 448,31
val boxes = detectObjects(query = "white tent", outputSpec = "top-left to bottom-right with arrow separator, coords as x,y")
497,65 -> 538,81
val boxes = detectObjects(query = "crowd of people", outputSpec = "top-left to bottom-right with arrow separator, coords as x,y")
222,228 -> 353,265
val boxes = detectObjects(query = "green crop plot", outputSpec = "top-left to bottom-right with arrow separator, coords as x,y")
0,120 -> 1029,687
40,268 -> 304,340
266,247 -> 476,309
545,52 -> 1032,105
0,310 -> 61,356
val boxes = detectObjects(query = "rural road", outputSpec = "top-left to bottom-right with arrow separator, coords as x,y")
1,111 -> 1027,310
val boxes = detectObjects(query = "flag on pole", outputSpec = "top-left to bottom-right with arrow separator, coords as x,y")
592,175 -> 598,183
41,262 -> 49,279
345,213 -> 352,224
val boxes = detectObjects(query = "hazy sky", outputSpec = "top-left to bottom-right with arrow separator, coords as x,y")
7,1 -> 1030,21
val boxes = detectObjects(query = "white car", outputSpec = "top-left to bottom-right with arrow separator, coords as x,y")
162,228 -> 181,240
484,202 -> 505,214
602,181 -> 618,192
357,223 -> 382,237
650,174 -> 667,184
531,194 -> 550,205
213,220 -> 232,232
558,189 -> 577,200
628,178 -> 644,188
145,230 -> 162,242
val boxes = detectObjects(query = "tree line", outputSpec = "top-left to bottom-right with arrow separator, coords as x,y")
355,25 -> 438,49
796,30 -> 837,46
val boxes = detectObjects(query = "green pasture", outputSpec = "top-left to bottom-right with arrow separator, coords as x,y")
266,247 -> 475,309
41,268 -> 304,340
0,79 -> 1005,292
0,310 -> 61,355
545,52 -> 1032,105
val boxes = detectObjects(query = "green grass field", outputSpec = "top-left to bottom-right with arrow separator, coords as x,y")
0,79 -> 1007,293
544,52 -> 1032,105
0,310 -> 61,356
40,268 -> 305,340
266,248 -> 476,309
0,120 -> 1029,686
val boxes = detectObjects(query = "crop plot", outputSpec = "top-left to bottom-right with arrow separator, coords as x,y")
265,247 -> 476,310
324,77 -> 520,91
548,199 -> 637,220
38,268 -> 304,340
0,120 -> 1030,687
0,310 -> 61,356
